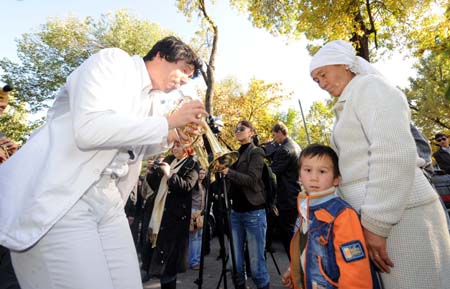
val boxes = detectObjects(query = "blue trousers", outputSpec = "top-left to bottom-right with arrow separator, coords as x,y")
230,209 -> 270,288
188,209 -> 203,267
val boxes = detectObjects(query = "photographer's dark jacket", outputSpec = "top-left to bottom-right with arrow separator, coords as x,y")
146,155 -> 199,276
270,137 -> 301,210
227,143 -> 266,211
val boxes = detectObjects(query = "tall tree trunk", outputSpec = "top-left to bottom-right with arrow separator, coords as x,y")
350,3 -> 378,62
205,27 -> 218,114
198,0 -> 218,115
351,33 -> 370,62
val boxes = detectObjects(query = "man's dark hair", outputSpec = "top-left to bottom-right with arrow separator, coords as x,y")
435,132 -> 447,140
299,143 -> 340,178
272,121 -> 288,136
143,36 -> 202,78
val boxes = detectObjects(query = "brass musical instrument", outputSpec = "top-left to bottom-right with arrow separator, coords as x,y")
174,90 -> 238,173
193,120 -> 238,174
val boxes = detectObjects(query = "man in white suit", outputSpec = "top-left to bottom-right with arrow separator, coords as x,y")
0,36 -> 207,289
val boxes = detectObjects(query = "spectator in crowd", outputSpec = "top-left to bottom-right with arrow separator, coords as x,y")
270,122 -> 301,259
125,176 -> 145,248
0,36 -> 206,289
433,132 -> 450,174
145,141 -> 199,289
141,156 -> 164,280
0,84 -> 20,289
0,85 -> 17,164
309,39 -> 450,289
218,120 -> 271,289
189,168 -> 207,270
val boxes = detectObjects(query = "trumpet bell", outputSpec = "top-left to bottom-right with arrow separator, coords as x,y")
210,151 -> 239,174
172,88 -> 239,174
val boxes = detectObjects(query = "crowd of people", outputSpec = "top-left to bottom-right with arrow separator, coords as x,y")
0,36 -> 450,289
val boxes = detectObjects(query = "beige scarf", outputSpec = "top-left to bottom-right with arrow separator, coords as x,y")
148,157 -> 187,247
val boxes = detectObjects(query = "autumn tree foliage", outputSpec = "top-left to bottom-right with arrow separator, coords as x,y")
212,77 -> 289,148
230,0 -> 446,61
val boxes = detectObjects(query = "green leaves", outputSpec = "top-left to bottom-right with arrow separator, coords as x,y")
0,10 -> 172,142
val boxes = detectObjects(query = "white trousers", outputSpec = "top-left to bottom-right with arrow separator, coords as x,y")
11,176 -> 143,289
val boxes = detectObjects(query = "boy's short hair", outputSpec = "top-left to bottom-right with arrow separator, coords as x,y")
299,143 -> 340,178
143,36 -> 202,78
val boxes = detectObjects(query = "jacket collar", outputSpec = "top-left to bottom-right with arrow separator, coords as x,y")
132,56 -> 152,95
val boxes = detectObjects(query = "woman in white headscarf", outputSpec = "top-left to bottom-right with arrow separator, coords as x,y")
309,40 -> 450,289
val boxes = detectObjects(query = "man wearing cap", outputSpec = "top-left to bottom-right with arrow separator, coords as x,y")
433,132 -> 450,174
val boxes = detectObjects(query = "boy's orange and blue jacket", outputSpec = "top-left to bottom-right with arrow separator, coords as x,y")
289,192 -> 373,289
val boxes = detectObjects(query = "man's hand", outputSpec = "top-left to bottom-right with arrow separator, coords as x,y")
0,136 -> 17,163
0,146 -> 7,163
167,128 -> 191,144
0,137 -> 18,155
363,227 -> 394,273
166,99 -> 208,130
281,269 -> 294,289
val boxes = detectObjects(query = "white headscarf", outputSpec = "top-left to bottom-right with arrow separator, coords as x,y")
309,40 -> 382,76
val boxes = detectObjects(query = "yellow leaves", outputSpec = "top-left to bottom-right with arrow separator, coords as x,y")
212,77 -> 290,148
235,0 -> 446,60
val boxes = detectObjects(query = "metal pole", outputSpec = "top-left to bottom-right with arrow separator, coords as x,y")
298,98 -> 311,145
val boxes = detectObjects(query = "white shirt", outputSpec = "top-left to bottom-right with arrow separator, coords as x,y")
0,48 -> 171,250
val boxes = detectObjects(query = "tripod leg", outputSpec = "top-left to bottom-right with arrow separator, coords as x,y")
221,177 -> 239,288
196,180 -> 213,289
216,194 -> 229,289
269,251 -> 281,275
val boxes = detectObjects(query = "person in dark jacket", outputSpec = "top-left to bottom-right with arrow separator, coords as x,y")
218,120 -> 270,289
270,122 -> 301,259
144,141 -> 199,289
433,132 -> 450,174
0,84 -> 20,289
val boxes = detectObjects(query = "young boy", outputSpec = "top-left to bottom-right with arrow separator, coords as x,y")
281,144 -> 373,289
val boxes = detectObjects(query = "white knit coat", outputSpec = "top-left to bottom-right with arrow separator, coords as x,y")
332,74 -> 450,289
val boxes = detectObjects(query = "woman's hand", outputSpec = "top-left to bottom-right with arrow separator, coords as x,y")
363,227 -> 394,273
220,167 -> 229,176
281,269 -> 294,288
158,162 -> 170,178
213,163 -> 229,176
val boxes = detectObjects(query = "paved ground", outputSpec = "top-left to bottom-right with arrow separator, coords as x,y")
143,237 -> 290,289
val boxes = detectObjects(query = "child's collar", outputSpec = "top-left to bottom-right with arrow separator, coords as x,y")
299,186 -> 336,200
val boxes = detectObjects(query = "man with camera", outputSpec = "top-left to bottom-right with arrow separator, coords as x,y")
0,36 -> 206,289
0,85 -> 18,164
0,84 -> 20,289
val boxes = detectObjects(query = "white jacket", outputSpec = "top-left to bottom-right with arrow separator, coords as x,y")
0,48 -> 171,250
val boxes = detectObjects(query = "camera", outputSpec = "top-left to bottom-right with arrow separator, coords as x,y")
207,115 -> 224,135
153,160 -> 163,170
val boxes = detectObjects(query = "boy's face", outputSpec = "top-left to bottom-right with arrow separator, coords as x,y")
299,155 -> 339,193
